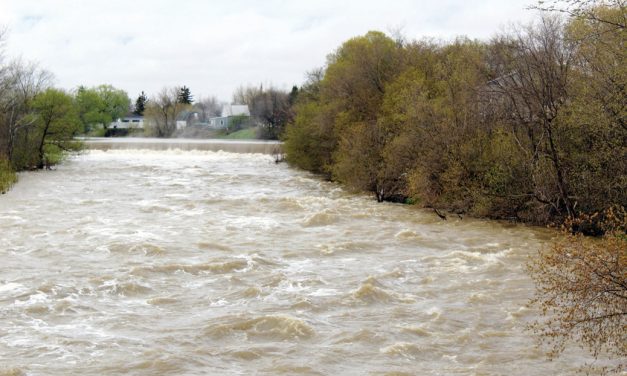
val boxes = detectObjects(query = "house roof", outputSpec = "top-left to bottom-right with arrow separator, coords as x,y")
222,104 -> 250,117
176,111 -> 200,121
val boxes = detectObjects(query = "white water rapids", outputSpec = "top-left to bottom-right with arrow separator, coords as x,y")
0,147 -> 597,375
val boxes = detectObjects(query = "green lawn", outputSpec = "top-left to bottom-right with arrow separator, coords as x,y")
218,127 -> 258,139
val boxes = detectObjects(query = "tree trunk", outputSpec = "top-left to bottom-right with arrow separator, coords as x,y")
37,121 -> 51,170
545,121 -> 574,218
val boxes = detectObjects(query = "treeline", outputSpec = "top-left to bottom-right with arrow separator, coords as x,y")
140,84 -> 297,140
284,6 -> 625,225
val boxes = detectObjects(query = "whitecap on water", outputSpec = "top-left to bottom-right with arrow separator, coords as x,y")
204,315 -> 315,341
0,282 -> 28,299
301,210 -> 338,227
380,342 -> 434,360
349,277 -> 416,305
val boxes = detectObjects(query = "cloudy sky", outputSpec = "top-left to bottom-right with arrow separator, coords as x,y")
0,1 -> 538,102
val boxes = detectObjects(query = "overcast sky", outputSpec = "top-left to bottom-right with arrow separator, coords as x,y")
0,1 -> 538,102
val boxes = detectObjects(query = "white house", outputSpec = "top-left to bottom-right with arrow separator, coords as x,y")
208,104 -> 251,130
110,114 -> 145,129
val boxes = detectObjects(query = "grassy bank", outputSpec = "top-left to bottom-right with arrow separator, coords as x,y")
216,127 -> 257,139
172,126 -> 258,140
0,159 -> 17,194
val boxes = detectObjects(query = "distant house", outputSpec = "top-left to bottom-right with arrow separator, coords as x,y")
208,104 -> 250,130
110,114 -> 145,129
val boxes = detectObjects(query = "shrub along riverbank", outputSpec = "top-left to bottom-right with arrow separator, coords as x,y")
283,6 -> 625,228
0,158 -> 16,194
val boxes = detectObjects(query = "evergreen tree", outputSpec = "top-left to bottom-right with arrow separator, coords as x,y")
288,85 -> 299,105
134,91 -> 147,116
177,86 -> 193,104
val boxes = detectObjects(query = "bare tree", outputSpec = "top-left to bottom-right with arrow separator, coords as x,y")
193,95 -> 221,122
0,59 -> 52,164
232,84 -> 264,106
529,0 -> 626,29
487,16 -> 576,219
144,86 -> 188,137
528,207 -> 626,374
260,89 -> 293,138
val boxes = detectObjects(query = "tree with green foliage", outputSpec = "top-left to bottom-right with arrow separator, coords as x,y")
30,88 -> 81,169
561,5 -> 627,215
75,84 -> 130,133
133,91 -> 147,116
97,84 -> 131,126
0,27 -> 82,187
284,8 -> 625,223
323,31 -> 406,199
75,86 -> 107,133
283,70 -> 336,174
178,85 -> 193,104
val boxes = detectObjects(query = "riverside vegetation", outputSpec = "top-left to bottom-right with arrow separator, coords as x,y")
284,10 -> 625,226
0,53 -> 83,191
0,1 -> 624,371
282,2 -> 625,371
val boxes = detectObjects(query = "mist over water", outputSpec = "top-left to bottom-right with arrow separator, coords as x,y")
0,149 -> 591,375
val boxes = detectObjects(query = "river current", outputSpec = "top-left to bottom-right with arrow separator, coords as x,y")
0,147 -> 594,375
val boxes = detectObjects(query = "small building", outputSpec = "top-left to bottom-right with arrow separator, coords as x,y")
208,104 -> 250,130
110,114 -> 145,130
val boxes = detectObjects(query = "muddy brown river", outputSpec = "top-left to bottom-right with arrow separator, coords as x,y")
0,145 -> 599,375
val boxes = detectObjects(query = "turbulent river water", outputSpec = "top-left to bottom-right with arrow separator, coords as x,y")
0,146 -> 595,375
